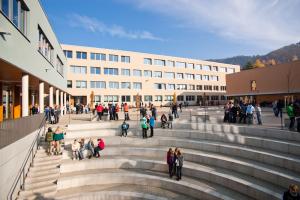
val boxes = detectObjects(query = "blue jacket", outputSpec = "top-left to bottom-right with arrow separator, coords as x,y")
149,117 -> 155,127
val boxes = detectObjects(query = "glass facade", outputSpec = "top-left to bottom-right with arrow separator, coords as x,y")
121,69 -> 130,76
104,68 -> 118,75
90,67 -> 100,75
109,54 -> 118,62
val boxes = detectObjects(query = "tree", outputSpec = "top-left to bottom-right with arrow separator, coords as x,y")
244,61 -> 253,70
253,59 -> 265,68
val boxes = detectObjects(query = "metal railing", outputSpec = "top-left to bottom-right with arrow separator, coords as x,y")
6,115 -> 47,200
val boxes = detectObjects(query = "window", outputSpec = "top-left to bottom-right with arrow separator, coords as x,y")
221,86 -> 226,91
133,82 -> 142,90
70,65 -> 87,74
203,75 -> 209,81
155,95 -> 162,102
76,81 -> 87,88
203,65 -> 211,71
185,74 -> 194,80
133,69 -> 142,77
90,81 -> 106,88
109,82 -> 119,89
204,85 -> 212,90
121,95 -> 131,102
38,27 -> 54,63
144,95 -> 153,102
167,84 -> 175,90
67,80 -> 72,88
221,95 -> 226,100
176,61 -> 186,68
220,67 -> 227,73
121,56 -> 130,63
187,63 -> 194,69
63,50 -> 73,58
177,96 -> 184,101
166,60 -> 175,67
212,66 -> 218,71
177,84 -> 187,90
211,96 -> 219,100
121,69 -> 130,76
213,86 -> 219,91
76,51 -> 87,59
164,72 -> 174,79
13,0 -> 18,26
153,71 -> 162,78
195,74 -> 202,80
177,73 -> 184,79
144,58 -> 152,65
227,68 -> 235,73
165,95 -> 173,101
195,64 -> 201,70
19,2 -> 28,34
211,75 -> 219,81
154,59 -> 165,66
104,68 -> 118,75
1,0 -> 9,17
94,95 -> 101,102
196,85 -> 202,90
109,54 -> 118,62
144,70 -> 152,77
91,53 -> 106,61
104,95 -> 119,102
186,96 -> 195,101
188,84 -> 195,90
56,56 -> 64,76
154,83 -> 165,90
90,67 -> 100,75
121,82 -> 131,89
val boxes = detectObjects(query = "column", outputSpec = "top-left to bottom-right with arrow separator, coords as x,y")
64,92 -> 67,114
0,83 -> 3,122
60,91 -> 64,115
22,74 -> 29,117
5,90 -> 9,118
49,86 -> 53,108
39,82 -> 44,113
56,89 -> 59,106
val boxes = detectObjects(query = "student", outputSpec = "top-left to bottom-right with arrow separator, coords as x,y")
141,116 -> 148,139
149,115 -> 155,137
71,139 -> 80,160
173,147 -> 179,177
283,184 -> 300,200
161,114 -> 168,128
94,138 -> 105,158
246,103 -> 255,125
167,148 -> 174,178
121,120 -> 129,137
287,103 -> 295,130
45,127 -> 54,156
115,103 -> 120,120
255,103 -> 262,125
124,103 -> 129,120
96,104 -> 104,121
176,150 -> 184,181
53,126 -> 64,155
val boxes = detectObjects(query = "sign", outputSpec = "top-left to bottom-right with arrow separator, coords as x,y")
251,80 -> 257,91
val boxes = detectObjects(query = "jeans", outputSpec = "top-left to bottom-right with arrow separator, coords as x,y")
289,117 -> 295,129
168,164 -> 173,177
122,129 -> 127,137
296,118 -> 300,132
247,114 -> 253,125
176,166 -> 182,180
85,141 -> 94,156
150,126 -> 154,137
72,150 -> 79,160
94,146 -> 102,157
256,113 -> 262,125
142,128 -> 148,138
124,112 -> 129,120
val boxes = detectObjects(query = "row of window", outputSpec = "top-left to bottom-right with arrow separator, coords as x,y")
67,80 -> 226,91
63,50 -> 131,63
69,66 -> 220,81
91,95 -> 226,103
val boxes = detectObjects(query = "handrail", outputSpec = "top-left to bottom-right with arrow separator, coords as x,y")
7,115 -> 47,200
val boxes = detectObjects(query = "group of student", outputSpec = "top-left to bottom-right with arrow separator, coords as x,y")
45,105 -> 61,124
167,147 -> 184,181
96,103 -> 125,121
45,126 -> 65,155
71,138 -> 105,160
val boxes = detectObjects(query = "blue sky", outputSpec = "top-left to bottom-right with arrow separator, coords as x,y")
41,0 -> 300,60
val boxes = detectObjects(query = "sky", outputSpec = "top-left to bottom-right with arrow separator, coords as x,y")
41,0 -> 300,60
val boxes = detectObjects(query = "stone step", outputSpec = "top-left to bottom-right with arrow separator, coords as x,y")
56,184 -> 197,200
24,180 -> 57,190
63,136 -> 300,174
58,168 -> 253,200
27,168 -> 60,178
18,185 -> 56,199
25,173 -> 59,184
33,159 -> 61,167
60,157 -> 282,200
29,163 -> 60,172
62,146 -> 300,189
33,154 -> 62,162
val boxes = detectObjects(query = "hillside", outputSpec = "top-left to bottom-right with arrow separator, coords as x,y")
210,42 -> 300,69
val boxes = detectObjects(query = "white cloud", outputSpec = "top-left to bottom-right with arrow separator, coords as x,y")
69,14 -> 163,41
125,0 -> 300,50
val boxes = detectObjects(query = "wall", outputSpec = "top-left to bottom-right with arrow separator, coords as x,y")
0,129 -> 39,199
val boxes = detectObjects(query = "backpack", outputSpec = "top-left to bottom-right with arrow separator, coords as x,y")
122,123 -> 127,130
46,132 -> 53,142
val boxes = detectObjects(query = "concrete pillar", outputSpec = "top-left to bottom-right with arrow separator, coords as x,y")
0,83 -> 2,122
56,89 -> 59,106
31,94 -> 35,106
49,87 -> 53,108
64,93 -> 67,114
5,90 -> 9,118
60,91 -> 63,115
39,82 -> 44,113
22,74 -> 29,117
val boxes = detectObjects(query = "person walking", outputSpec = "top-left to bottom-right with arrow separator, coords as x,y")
255,103 -> 262,125
176,150 -> 183,181
167,148 -> 174,178
115,103 -> 120,120
121,120 -> 129,137
96,104 -> 104,121
124,103 -> 129,120
45,127 -> 54,156
287,103 -> 295,130
151,106 -> 157,120
53,126 -> 64,155
141,116 -> 148,139
149,115 -> 155,137
246,103 -> 255,125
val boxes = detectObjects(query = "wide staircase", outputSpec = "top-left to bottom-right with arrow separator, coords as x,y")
18,111 -> 300,200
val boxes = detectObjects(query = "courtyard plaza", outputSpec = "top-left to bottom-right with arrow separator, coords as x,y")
18,106 -> 300,200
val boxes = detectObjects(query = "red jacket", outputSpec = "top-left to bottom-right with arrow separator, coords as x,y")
98,139 -> 105,150
96,105 -> 103,112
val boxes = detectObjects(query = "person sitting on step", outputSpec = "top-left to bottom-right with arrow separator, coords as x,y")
71,139 -> 80,160
283,184 -> 300,200
94,138 -> 105,158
